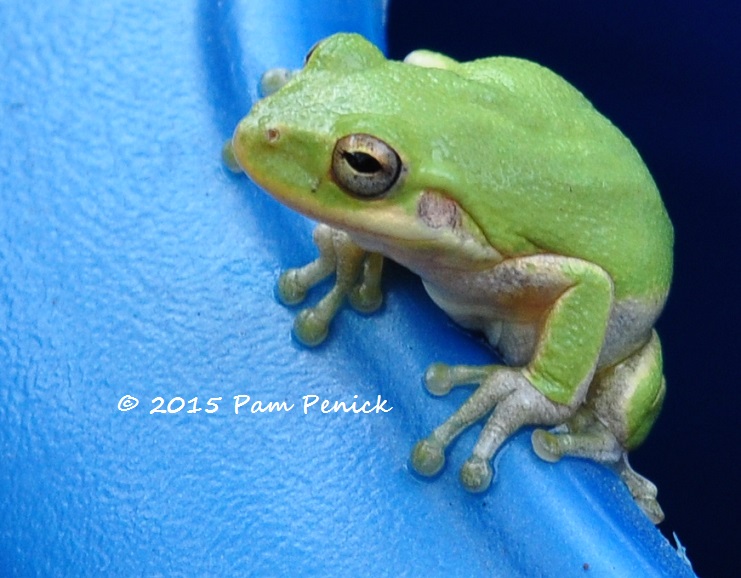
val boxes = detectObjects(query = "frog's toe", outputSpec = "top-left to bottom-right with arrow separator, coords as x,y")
221,141 -> 242,173
276,269 -> 308,305
459,455 -> 493,493
531,429 -> 563,463
259,68 -> 294,96
293,309 -> 329,347
411,438 -> 446,477
637,497 -> 665,525
348,284 -> 382,313
617,456 -> 664,524
424,363 -> 454,396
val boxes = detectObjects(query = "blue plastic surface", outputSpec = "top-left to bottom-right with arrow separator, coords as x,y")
0,0 -> 698,576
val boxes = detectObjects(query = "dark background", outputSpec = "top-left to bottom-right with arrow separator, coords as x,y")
387,2 -> 740,577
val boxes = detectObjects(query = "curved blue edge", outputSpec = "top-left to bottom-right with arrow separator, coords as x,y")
0,1 -> 696,576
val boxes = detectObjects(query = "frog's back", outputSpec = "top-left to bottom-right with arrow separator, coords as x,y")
448,56 -> 673,300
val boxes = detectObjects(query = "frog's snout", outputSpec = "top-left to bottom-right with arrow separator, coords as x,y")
231,115 -> 283,172
230,118 -> 256,173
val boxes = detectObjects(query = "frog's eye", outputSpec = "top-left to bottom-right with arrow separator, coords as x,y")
331,134 -> 402,198
304,39 -> 322,65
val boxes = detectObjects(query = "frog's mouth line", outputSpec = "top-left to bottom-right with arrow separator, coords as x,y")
244,147 -> 530,267
307,189 -> 505,268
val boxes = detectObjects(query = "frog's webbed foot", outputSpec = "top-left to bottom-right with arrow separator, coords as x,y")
412,366 -> 572,492
616,455 -> 664,524
530,413 -> 664,523
277,224 -> 383,346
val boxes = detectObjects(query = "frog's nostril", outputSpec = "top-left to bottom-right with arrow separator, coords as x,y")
265,127 -> 280,143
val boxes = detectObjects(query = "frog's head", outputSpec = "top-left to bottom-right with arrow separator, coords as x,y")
231,33 -> 500,264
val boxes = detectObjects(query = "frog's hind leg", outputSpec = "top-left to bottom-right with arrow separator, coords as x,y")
532,331 -> 666,523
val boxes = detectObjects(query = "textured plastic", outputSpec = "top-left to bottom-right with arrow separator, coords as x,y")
0,0 -> 697,576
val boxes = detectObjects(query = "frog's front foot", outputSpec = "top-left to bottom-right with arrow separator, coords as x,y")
291,308 -> 330,347
423,362 -> 497,396
411,366 -> 572,492
410,438 -> 446,477
459,455 -> 493,492
221,140 -> 242,173
259,68 -> 295,96
277,268 -> 311,305
276,224 -> 384,346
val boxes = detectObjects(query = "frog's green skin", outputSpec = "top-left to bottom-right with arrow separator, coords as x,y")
226,33 -> 673,523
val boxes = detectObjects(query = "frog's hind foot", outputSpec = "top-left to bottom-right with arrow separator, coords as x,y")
531,416 -> 664,524
616,454 -> 664,524
531,409 -> 623,464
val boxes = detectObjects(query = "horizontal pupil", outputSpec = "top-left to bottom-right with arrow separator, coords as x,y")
344,151 -> 382,174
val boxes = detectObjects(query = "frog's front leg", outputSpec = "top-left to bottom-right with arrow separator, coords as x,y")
423,362 -> 497,396
531,331 -> 666,522
277,224 -> 383,346
412,366 -> 573,490
412,255 -> 614,492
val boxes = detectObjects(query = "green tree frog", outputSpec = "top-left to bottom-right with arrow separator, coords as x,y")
224,33 -> 673,523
